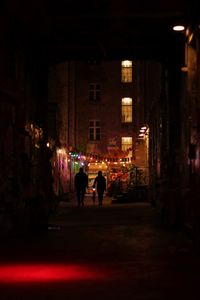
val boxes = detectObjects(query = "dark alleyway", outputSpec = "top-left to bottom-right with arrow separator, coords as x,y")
1,6 -> 200,299
0,197 -> 199,300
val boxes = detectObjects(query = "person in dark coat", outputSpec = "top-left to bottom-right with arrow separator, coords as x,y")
93,170 -> 106,207
74,167 -> 88,207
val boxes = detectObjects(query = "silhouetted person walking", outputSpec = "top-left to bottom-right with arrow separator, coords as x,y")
93,171 -> 106,207
74,167 -> 88,207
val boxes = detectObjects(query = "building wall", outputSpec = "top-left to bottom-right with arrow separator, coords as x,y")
48,59 -> 164,195
0,19 -> 26,233
48,62 -> 76,193
134,61 -> 162,204
75,61 -> 136,157
182,28 -> 200,248
0,19 -> 57,234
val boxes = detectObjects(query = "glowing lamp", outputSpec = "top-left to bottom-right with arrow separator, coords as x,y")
173,25 -> 185,31
181,66 -> 188,72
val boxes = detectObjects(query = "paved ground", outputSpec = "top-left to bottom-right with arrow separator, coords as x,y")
0,195 -> 199,299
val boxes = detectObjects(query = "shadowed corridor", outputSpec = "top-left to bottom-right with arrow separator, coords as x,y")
0,198 -> 199,300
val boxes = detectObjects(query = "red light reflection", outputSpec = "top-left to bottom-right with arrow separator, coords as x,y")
0,264 -> 106,284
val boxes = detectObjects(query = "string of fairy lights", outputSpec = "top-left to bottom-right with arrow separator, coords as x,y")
47,124 -> 149,169
56,148 -> 134,168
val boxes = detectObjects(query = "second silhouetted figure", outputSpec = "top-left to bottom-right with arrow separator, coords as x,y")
93,170 -> 106,207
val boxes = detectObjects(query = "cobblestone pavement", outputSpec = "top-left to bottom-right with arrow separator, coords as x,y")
0,195 -> 199,300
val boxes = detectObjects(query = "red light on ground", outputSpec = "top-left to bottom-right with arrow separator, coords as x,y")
0,264 -> 105,284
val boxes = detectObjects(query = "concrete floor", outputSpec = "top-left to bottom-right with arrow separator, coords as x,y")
0,195 -> 199,299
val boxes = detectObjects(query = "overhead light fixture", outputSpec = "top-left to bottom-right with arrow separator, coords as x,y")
173,25 -> 185,32
181,66 -> 188,72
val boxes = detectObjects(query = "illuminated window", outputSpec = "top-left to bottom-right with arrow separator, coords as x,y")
121,137 -> 132,156
89,83 -> 101,102
121,97 -> 132,123
121,60 -> 132,83
89,120 -> 101,141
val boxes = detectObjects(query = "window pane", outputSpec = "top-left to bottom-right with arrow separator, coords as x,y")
89,92 -> 94,101
121,137 -> 132,156
89,83 -> 101,102
122,60 -> 132,68
121,60 -> 132,83
89,128 -> 94,140
122,97 -> 132,105
96,128 -> 100,140
89,120 -> 101,141
96,91 -> 101,101
121,98 -> 133,123
122,106 -> 132,122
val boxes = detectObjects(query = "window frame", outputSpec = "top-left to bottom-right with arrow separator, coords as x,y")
121,137 -> 132,156
121,97 -> 133,123
89,83 -> 101,102
121,60 -> 132,83
88,120 -> 101,141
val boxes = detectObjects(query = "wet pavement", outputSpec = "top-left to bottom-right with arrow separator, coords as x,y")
0,195 -> 199,299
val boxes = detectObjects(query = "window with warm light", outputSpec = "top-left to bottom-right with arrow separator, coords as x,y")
121,97 -> 132,123
121,60 -> 132,83
89,120 -> 101,141
121,137 -> 132,155
89,83 -> 101,102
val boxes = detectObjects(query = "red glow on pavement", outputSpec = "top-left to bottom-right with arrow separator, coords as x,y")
0,264 -> 106,284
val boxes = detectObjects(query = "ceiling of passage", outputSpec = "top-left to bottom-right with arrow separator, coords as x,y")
2,0 -> 199,63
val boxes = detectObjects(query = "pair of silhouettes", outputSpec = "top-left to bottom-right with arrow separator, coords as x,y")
75,168 -> 106,207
